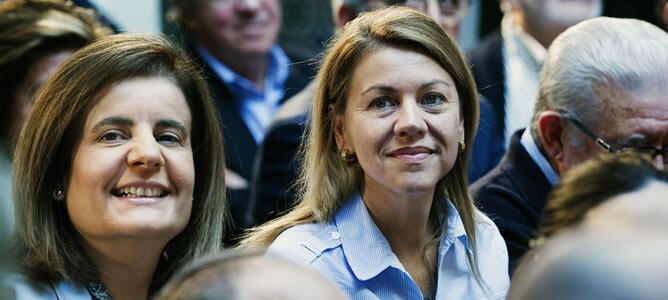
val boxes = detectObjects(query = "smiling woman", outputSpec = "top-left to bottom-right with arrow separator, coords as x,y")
242,6 -> 509,299
7,34 -> 227,299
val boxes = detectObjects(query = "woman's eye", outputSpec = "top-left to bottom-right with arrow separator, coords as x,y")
99,131 -> 127,143
157,132 -> 182,145
421,93 -> 446,106
369,97 -> 395,110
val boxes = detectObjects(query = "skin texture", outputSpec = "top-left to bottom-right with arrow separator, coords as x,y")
404,0 -> 469,39
539,88 -> 668,175
334,45 -> 463,295
507,0 -> 602,47
9,49 -> 76,145
66,77 -> 194,299
335,45 -> 462,199
186,0 -> 280,58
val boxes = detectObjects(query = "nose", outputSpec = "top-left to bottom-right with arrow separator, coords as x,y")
394,99 -> 427,138
127,132 -> 164,171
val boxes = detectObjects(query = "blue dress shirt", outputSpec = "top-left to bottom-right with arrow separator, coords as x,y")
196,44 -> 289,144
267,193 -> 510,299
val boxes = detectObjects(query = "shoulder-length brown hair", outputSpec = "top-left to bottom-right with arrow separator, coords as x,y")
242,5 -> 482,281
12,33 -> 227,289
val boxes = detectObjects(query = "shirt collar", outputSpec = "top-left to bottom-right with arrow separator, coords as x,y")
334,192 -> 471,281
335,193 -> 401,281
520,129 -> 560,186
194,44 -> 290,98
501,15 -> 547,67
441,200 -> 471,255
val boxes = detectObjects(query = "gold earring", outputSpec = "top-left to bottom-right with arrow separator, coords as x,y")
340,149 -> 357,163
458,141 -> 466,153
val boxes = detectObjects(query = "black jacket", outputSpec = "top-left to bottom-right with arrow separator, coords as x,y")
469,129 -> 552,275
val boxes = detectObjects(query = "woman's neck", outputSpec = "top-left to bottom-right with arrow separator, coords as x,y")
82,238 -> 166,300
362,185 -> 438,296
362,185 -> 435,256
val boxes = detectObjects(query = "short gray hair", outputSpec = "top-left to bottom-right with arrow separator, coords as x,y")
530,17 -> 668,142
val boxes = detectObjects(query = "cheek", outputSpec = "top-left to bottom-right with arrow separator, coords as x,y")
170,151 -> 196,196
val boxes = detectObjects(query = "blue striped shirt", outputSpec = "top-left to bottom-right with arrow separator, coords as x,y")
267,193 -> 510,299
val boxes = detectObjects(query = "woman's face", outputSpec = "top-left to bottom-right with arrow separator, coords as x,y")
335,45 -> 463,198
66,77 -> 195,243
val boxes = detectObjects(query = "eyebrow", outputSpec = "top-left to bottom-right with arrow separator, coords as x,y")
155,119 -> 188,135
92,116 -> 134,132
361,80 -> 454,95
92,117 -> 188,134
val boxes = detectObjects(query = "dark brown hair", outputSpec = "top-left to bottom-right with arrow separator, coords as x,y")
13,34 -> 227,290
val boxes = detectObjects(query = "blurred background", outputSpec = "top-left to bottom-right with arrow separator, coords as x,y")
84,0 -> 663,62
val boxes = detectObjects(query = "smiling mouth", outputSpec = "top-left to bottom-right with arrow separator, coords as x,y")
111,187 -> 170,198
387,147 -> 436,162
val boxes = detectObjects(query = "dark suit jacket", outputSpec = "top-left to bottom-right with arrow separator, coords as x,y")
469,31 -> 506,137
189,46 -> 309,244
247,80 -> 506,226
469,129 -> 552,275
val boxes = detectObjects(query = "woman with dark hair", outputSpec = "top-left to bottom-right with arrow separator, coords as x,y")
6,34 -> 227,299
243,7 -> 509,299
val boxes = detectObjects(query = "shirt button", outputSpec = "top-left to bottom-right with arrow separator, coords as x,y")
330,231 -> 341,240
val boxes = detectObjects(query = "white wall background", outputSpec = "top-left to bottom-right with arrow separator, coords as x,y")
89,0 -> 161,33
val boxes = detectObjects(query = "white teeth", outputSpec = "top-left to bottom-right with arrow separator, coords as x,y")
115,187 -> 165,197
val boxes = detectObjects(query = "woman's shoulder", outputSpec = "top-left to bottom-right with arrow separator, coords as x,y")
267,222 -> 342,266
1,272 -> 91,300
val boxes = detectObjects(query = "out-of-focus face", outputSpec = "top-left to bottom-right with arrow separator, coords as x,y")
9,49 -> 75,145
404,0 -> 469,38
335,46 -> 463,198
519,0 -> 602,33
584,181 -> 668,228
188,0 -> 280,56
67,77 -> 194,243
560,88 -> 668,173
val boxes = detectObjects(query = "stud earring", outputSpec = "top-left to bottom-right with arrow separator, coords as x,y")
52,189 -> 65,201
340,149 -> 357,163
458,136 -> 466,153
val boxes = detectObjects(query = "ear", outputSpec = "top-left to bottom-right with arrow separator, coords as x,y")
663,2 -> 668,30
334,112 -> 346,150
537,111 -> 567,175
336,4 -> 356,28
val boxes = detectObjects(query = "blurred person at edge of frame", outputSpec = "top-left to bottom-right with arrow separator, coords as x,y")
471,17 -> 668,275
248,0 -> 505,227
533,152 -> 668,247
469,0 -> 602,146
3,34 -> 227,299
242,7 -> 509,299
170,0 -> 310,245
155,250 -> 347,300
0,0 -> 110,235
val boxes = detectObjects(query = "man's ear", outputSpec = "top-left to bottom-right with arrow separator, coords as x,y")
336,5 -> 356,28
334,113 -> 346,150
538,111 -> 567,175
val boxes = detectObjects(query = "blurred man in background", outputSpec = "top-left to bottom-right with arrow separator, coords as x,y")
469,0 -> 602,146
171,0 -> 309,244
